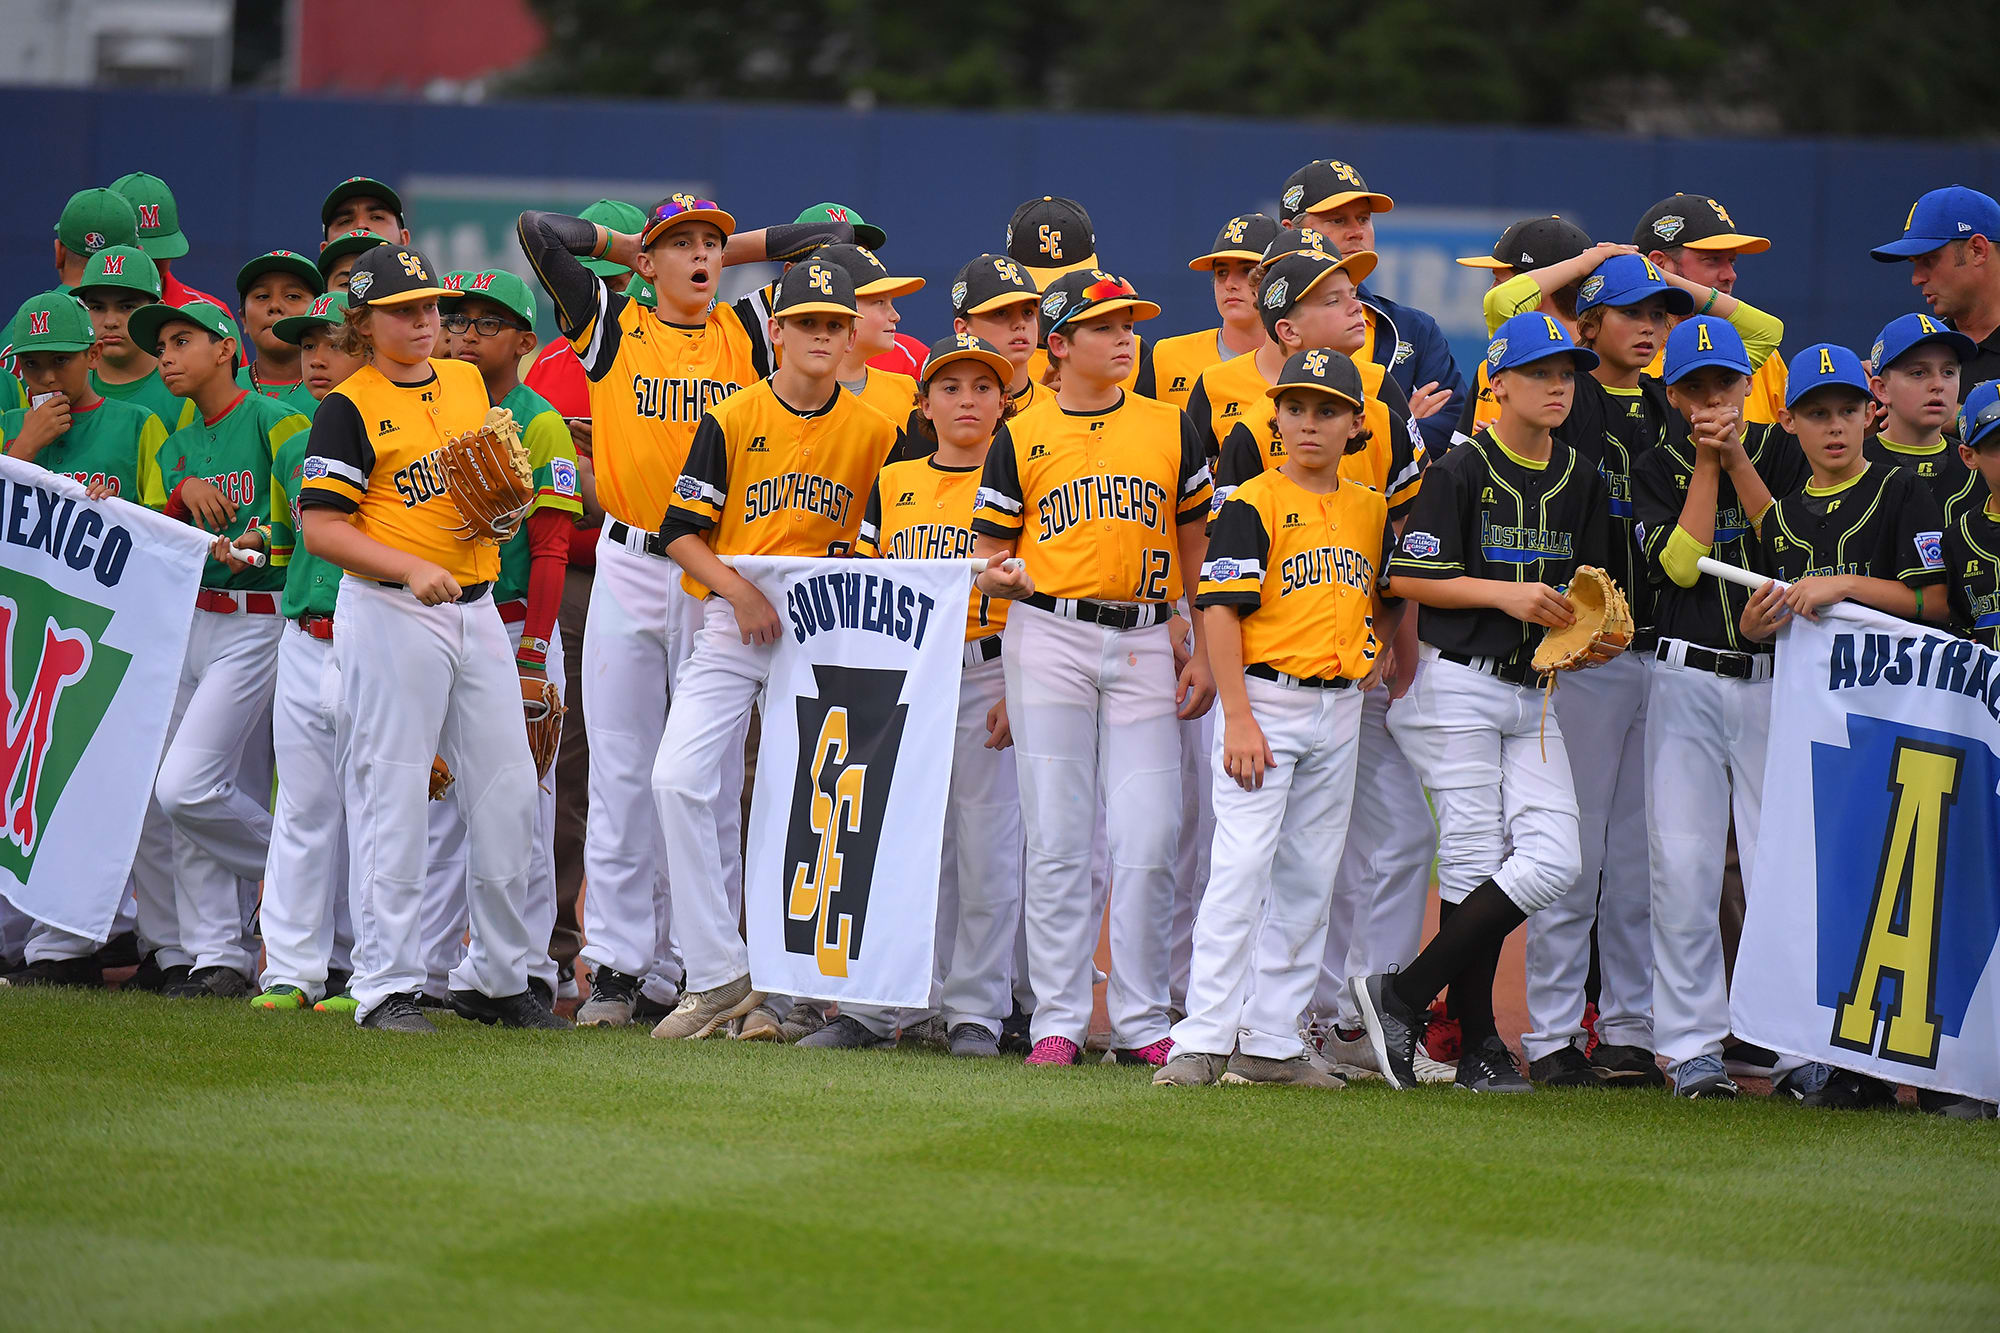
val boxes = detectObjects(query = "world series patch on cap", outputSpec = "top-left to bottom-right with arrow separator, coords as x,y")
951,253 -> 1038,317
1958,380 -> 2000,449
1574,253 -> 1695,316
345,245 -> 451,307
1037,268 -> 1158,333
1484,312 -> 1600,376
1278,159 -> 1394,223
1632,194 -> 1770,254
1870,312 -> 1975,373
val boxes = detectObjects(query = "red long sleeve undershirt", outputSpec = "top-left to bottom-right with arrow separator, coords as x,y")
518,508 -> 571,667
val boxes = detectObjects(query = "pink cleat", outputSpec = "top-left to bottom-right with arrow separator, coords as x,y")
1115,1037 -> 1175,1067
1024,1035 -> 1082,1066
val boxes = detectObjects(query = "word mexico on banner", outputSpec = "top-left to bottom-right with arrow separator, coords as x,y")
0,457 -> 209,942
737,555 -> 972,1010
1736,601 -> 2000,1103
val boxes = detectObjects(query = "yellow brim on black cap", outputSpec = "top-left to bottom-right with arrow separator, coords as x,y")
1456,254 -> 1513,270
920,345 -> 1014,385
1264,379 -> 1363,408
965,289 -> 1040,315
856,275 -> 926,298
1298,250 -> 1379,293
1024,254 -> 1098,287
1054,295 -> 1161,329
1188,248 -> 1267,271
1304,190 -> 1395,215
773,300 -> 854,319
1679,232 -> 1772,255
363,286 -> 452,307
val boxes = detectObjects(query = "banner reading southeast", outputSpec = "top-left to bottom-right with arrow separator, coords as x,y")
0,458 -> 208,942
737,555 -> 972,1011
1735,601 -> 2000,1103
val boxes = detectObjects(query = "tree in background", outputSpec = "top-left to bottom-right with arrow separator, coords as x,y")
516,0 -> 1984,138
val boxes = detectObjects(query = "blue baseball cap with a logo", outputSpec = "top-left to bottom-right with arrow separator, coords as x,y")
1484,312 -> 1599,375
1871,186 -> 2000,262
1661,316 -> 1751,384
1958,380 -> 2000,450
1785,344 -> 1875,408
1869,312 -> 1976,373
1574,253 -> 1697,317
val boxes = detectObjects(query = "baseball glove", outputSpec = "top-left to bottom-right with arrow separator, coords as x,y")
428,755 -> 455,801
1532,566 -> 1634,673
438,406 -> 535,544
522,674 -> 564,781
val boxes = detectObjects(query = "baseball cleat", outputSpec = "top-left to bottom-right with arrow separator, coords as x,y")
778,1001 -> 828,1042
1114,1037 -> 1174,1067
575,967 -> 642,1027
1350,973 -> 1422,1090
0,956 -> 104,989
313,993 -> 359,1017
1590,1042 -> 1667,1087
1528,1045 -> 1605,1088
124,953 -> 189,993
250,985 -> 308,1011
1423,998 -> 1461,1063
947,1022 -> 1001,1058
92,932 -> 142,970
1221,1052 -> 1347,1089
796,1015 -> 896,1049
1153,1051 -> 1227,1086
651,974 -> 763,1040
899,1015 -> 949,1049
1917,1090 -> 1998,1120
449,987 -> 572,1030
1455,1036 -> 1533,1093
164,966 -> 252,999
1024,1035 -> 1082,1066
360,993 -> 437,1033
1672,1054 -> 1739,1099
734,1002 -> 787,1041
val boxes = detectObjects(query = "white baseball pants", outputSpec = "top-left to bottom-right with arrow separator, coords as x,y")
1168,709 -> 1214,1012
421,622 -> 565,998
337,579 -> 537,1019
258,623 -> 355,998
1524,649 -> 1654,1060
155,602 -> 280,976
1646,644 -> 1772,1068
1173,676 -> 1363,1059
1388,648 -> 1582,916
1004,603 -> 1183,1050
1313,684 -> 1436,1026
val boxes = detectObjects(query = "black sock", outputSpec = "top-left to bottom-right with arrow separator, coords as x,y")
1451,933 -> 1507,1046
1392,880 -> 1528,1014
1436,901 -> 1459,1018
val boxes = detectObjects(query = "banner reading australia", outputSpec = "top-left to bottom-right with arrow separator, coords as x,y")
0,458 -> 208,942
737,555 -> 973,1010
1735,602 -> 2000,1103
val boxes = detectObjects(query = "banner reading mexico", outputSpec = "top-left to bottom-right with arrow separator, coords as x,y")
1735,602 -> 2000,1102
737,555 -> 973,1010
0,458 -> 208,942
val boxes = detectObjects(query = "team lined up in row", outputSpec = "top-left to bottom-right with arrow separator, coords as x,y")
2,166 -> 1995,1116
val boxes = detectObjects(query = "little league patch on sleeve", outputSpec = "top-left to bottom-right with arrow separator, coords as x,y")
1402,530 -> 1441,558
1917,531 -> 1945,570
674,475 -> 700,500
302,456 -> 328,480
1207,557 -> 1241,582
551,458 -> 578,496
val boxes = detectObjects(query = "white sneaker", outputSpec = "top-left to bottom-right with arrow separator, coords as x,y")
1413,1048 -> 1458,1084
651,975 -> 763,1040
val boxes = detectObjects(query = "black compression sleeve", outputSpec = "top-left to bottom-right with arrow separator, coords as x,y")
761,222 -> 855,262
517,211 -> 609,339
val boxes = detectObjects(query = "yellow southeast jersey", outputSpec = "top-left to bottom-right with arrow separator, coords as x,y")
1190,351 -> 1394,461
857,455 -> 1005,640
1203,353 -> 1423,511
1196,468 -> 1390,681
970,391 -> 1212,603
663,380 -> 898,598
297,357 -> 497,586
569,290 -> 767,530
1139,328 -> 1230,412
851,367 -> 918,425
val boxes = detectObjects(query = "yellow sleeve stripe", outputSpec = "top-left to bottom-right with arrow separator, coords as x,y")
1663,525 -> 1711,588
301,476 -> 364,505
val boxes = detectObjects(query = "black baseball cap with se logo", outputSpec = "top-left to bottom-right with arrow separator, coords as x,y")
1264,348 -> 1366,408
771,258 -> 857,318
344,245 -> 451,307
1006,196 -> 1096,284
1037,268 -> 1159,334
1278,160 -> 1394,223
1190,213 -> 1282,271
1632,194 -> 1770,254
951,253 -> 1039,317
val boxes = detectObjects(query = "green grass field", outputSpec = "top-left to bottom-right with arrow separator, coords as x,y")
3,991 -> 1998,1331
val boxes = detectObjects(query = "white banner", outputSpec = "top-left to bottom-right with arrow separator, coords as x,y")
738,555 -> 972,1009
1735,602 -> 2000,1102
0,458 -> 208,941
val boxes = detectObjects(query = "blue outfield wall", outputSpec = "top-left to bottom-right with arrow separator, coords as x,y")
1,88 -> 1993,377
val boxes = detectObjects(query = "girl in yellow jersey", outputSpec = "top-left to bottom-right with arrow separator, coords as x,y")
296,244 -> 560,1035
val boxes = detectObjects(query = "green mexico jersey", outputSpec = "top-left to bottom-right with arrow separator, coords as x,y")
0,369 -> 24,416
1,396 -> 168,507
272,422 -> 342,619
158,390 -> 309,591
494,383 -> 583,604
92,367 -> 196,433
239,364 -> 321,418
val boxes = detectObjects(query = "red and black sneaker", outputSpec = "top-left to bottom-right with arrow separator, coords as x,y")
1422,998 -> 1461,1063
1581,1001 -> 1601,1059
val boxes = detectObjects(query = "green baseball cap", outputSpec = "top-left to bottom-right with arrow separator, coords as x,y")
629,273 -> 656,309
56,188 -> 139,257
321,176 -> 404,229
273,291 -> 351,345
76,245 -> 163,300
317,229 -> 390,281
10,291 -> 97,354
129,300 -> 240,360
236,249 -> 325,300
579,199 -> 647,276
796,202 -> 886,250
441,270 -> 537,328
109,172 -> 189,260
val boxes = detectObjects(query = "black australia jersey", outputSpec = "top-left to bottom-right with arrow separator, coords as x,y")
1943,498 -> 2000,649
1388,428 -> 1614,666
1635,423 -> 1809,653
1756,462 -> 1948,589
1556,376 -> 1671,633
1862,434 -> 1979,524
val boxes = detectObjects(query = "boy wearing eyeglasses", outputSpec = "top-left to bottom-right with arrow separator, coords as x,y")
416,270 -> 582,1003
